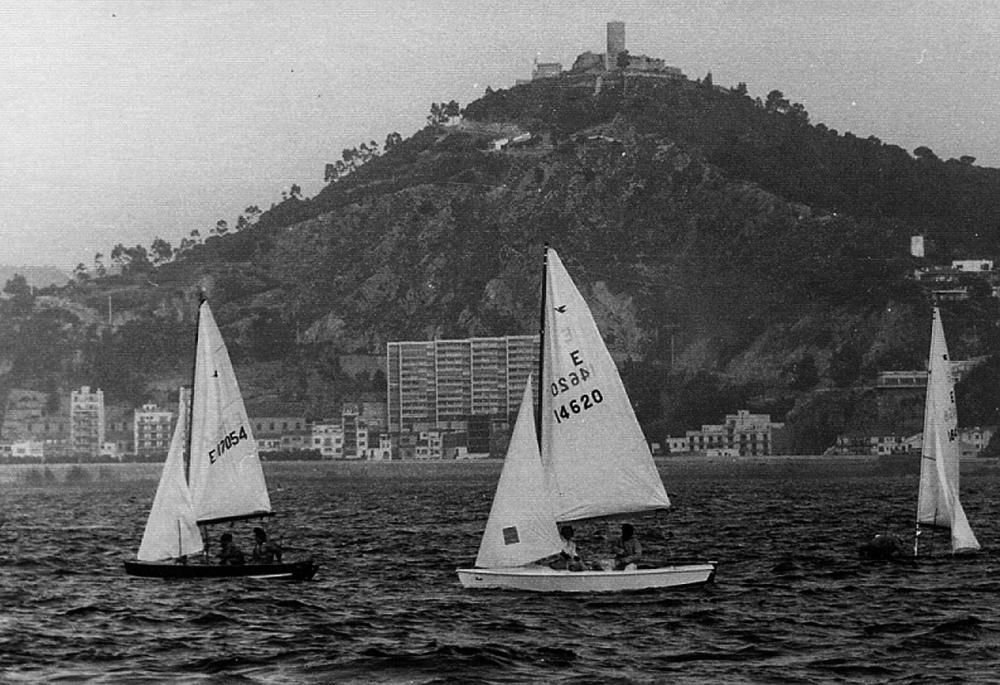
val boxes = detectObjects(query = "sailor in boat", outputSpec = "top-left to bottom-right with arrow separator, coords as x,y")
612,523 -> 643,570
858,532 -> 908,560
218,532 -> 246,566
545,526 -> 585,572
251,526 -> 283,564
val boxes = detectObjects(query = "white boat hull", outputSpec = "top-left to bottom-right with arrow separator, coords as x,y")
456,562 -> 717,593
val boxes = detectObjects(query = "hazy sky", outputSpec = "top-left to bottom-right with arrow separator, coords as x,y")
3,1 -> 999,270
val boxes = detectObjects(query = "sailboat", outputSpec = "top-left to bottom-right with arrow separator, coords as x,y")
914,306 -> 980,556
124,299 -> 318,580
457,247 -> 717,592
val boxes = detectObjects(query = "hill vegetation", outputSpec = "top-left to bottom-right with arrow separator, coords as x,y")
5,68 -> 1000,452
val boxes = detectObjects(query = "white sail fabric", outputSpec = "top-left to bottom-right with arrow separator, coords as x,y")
540,248 -> 671,523
188,301 -> 272,524
137,390 -> 203,561
475,376 -> 563,568
917,307 -> 980,553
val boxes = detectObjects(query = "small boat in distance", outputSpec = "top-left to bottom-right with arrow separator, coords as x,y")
457,247 -> 716,592
914,306 -> 979,556
124,299 -> 317,580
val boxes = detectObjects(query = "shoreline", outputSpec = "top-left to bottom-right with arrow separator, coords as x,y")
1,452 -> 996,486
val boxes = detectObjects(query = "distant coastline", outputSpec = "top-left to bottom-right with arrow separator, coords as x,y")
1,453 -> 996,487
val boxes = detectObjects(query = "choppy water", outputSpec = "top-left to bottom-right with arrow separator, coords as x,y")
2,457 -> 1000,683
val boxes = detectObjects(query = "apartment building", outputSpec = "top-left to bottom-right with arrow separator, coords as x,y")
70,386 -> 105,459
386,335 -> 539,432
683,410 -> 785,457
134,403 -> 175,459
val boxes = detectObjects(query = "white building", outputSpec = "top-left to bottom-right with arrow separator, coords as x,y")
133,403 -> 175,459
70,386 -> 105,459
666,437 -> 690,455
951,259 -> 993,272
11,440 -> 44,461
682,410 -> 784,457
311,422 -> 344,459
101,441 -> 124,461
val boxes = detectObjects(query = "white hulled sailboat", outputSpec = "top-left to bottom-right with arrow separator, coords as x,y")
914,306 -> 980,556
457,247 -> 716,592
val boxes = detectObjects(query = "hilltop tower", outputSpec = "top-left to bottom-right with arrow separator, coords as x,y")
606,21 -> 625,70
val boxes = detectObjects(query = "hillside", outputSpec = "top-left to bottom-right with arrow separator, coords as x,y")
5,69 -> 1000,452
0,265 -> 70,289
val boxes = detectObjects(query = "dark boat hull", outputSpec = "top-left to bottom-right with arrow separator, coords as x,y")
124,559 -> 318,580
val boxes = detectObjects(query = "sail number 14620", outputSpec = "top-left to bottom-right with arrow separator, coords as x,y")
550,353 -> 603,424
552,388 -> 604,423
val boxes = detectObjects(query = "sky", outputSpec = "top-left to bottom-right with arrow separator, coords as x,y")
2,0 -> 1000,270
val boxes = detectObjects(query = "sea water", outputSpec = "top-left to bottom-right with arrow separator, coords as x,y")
1,458 -> 999,683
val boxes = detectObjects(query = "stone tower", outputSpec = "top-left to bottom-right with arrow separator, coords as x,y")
606,21 -> 625,70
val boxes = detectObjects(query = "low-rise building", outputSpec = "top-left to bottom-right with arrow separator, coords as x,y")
681,410 -> 785,457
666,437 -> 690,455
311,422 -> 344,459
366,433 -> 393,461
251,416 -> 309,453
952,259 -> 993,272
834,426 -> 994,457
11,440 -> 44,461
532,59 -> 562,80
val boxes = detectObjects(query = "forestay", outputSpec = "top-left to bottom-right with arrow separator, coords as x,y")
137,390 -> 203,562
917,307 -> 979,553
475,377 -> 563,568
540,248 -> 671,523
188,301 -> 272,525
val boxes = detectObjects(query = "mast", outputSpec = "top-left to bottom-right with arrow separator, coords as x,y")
185,292 -> 204,484
535,244 -> 549,447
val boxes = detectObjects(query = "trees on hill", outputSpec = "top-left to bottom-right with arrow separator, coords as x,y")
427,100 -> 460,126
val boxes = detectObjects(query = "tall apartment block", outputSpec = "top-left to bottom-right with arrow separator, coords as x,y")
386,336 -> 539,432
606,21 -> 626,70
70,385 -> 105,459
133,402 -> 175,459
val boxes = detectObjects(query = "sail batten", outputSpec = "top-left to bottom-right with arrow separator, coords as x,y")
188,302 -> 272,525
916,307 -> 979,554
539,249 -> 671,522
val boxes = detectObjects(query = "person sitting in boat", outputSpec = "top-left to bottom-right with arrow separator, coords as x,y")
251,526 -> 283,564
548,526 -> 585,572
858,532 -> 908,560
612,523 -> 642,571
218,532 -> 245,566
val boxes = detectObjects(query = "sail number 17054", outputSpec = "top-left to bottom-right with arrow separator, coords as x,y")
209,425 -> 249,464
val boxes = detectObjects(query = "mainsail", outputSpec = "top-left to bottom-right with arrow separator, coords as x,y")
540,248 -> 671,523
916,307 -> 979,553
137,389 -> 203,562
188,301 -> 272,525
475,376 -> 563,568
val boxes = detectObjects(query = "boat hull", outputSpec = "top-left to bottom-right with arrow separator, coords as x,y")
124,559 -> 318,580
456,562 -> 717,593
